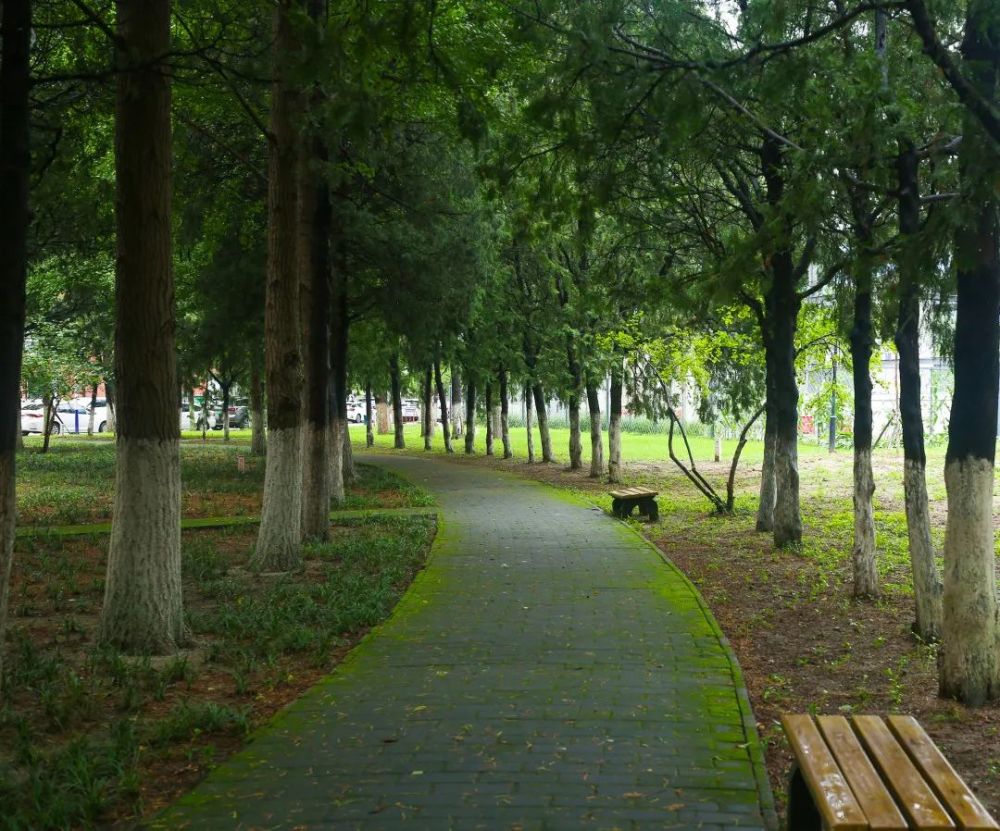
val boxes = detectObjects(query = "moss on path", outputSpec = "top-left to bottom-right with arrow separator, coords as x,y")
154,454 -> 776,829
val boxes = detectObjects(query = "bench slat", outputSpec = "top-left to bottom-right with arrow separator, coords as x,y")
609,488 -> 657,499
781,714 -> 869,830
817,716 -> 908,830
888,716 -> 1000,831
853,715 -> 955,830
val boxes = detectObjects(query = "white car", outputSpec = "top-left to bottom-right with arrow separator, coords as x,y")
20,398 -> 110,434
180,406 -> 217,431
346,400 -> 366,423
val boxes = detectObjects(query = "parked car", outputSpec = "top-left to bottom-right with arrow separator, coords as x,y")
21,398 -> 110,435
219,399 -> 250,429
346,400 -> 366,424
180,406 -> 217,431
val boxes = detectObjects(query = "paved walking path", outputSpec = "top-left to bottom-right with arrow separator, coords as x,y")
156,455 -> 775,830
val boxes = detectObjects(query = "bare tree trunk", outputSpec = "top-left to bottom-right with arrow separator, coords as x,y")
221,380 -> 231,442
850,262 -> 879,598
895,141 -> 941,641
485,379 -> 494,456
328,415 -> 344,504
365,381 -> 374,447
532,383 -> 553,462
329,273 -> 349,495
251,0 -> 304,572
342,420 -> 354,484
0,0 -> 31,693
100,0 -> 187,652
608,359 -> 622,483
423,366 -> 433,451
939,14 -> 1000,704
756,404 -> 776,531
298,99 -> 332,541
451,367 -> 462,437
586,377 -> 602,478
389,354 -> 404,449
376,394 -> 389,434
88,385 -> 97,435
464,375 -> 476,454
525,383 -> 536,463
250,358 -> 266,456
499,366 -> 512,459
434,360 -> 452,453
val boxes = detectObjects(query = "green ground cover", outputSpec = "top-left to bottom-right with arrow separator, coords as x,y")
0,513 -> 436,828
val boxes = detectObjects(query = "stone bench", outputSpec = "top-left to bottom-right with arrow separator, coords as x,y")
782,713 -> 999,830
609,487 -> 658,521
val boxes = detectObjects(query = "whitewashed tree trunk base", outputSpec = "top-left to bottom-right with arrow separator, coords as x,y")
251,427 -> 303,572
342,422 -> 355,483
852,448 -> 879,598
100,438 -> 186,652
904,458 -> 942,641
0,453 -> 15,692
940,458 -> 1000,704
329,417 -> 345,505
589,416 -> 603,478
756,435 -> 776,532
773,433 -> 801,547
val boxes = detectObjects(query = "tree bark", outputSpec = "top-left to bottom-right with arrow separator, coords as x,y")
525,383 -> 536,463
608,358 -> 622,483
250,358 -> 266,456
850,271 -> 879,598
329,272 -> 349,493
434,360 -> 452,453
298,116 -> 332,541
499,367 -> 512,459
341,419 -> 354,484
0,0 -> 31,692
251,0 -> 304,573
939,4 -> 1000,704
376,394 -> 389,434
389,354 -> 404,449
464,375 -> 476,454
485,379 -> 494,456
760,137 -> 802,548
895,142 -> 942,641
567,346 -> 583,470
423,366 -> 433,451
100,0 -> 187,652
756,404 -> 776,530
450,367 -> 462,437
88,385 -> 97,435
365,381 -> 374,447
586,377 -> 603,478
532,383 -> 553,462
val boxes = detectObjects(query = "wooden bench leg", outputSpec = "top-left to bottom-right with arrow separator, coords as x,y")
786,765 -> 823,831
639,497 -> 659,521
612,498 -> 626,519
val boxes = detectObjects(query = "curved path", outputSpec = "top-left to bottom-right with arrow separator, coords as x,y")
156,455 -> 775,830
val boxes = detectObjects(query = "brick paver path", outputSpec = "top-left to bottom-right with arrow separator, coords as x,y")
156,455 -> 775,830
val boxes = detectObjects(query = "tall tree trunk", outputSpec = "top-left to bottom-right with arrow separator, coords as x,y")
485,380 -> 494,456
376,394 -> 389,434
88,385 -> 97,435
567,344 -> 583,470
299,112 -> 332,540
221,381 -> 231,442
434,360 -> 452,453
450,367 -> 462,437
499,367 -> 512,459
850,269 -> 879,597
389,354 -> 404,449
608,358 -> 622,483
365,381 -> 374,447
423,366 -> 433,451
525,383 -> 536,463
586,377 -> 603,478
756,404 -> 777,531
895,142 -> 942,641
250,358 -> 266,456
532,383 -> 553,462
0,0 -> 31,693
251,0 -> 304,572
939,5 -> 1000,704
330,277 -> 350,490
100,0 -> 186,651
464,375 -> 476,454
761,137 -> 802,548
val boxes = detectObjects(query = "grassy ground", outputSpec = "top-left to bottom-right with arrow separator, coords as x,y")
16,436 -> 432,527
2,450 -> 437,829
370,422 -> 1000,819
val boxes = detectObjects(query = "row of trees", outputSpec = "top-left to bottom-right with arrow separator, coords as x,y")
0,0 -> 997,707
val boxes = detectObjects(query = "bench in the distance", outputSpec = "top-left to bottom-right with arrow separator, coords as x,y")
781,713 -> 999,830
609,487 -> 658,521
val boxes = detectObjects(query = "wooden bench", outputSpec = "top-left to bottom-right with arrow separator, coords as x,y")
781,713 -> 999,830
609,487 -> 658,521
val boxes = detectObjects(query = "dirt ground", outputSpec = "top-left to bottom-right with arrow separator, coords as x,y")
450,445 -> 1000,820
